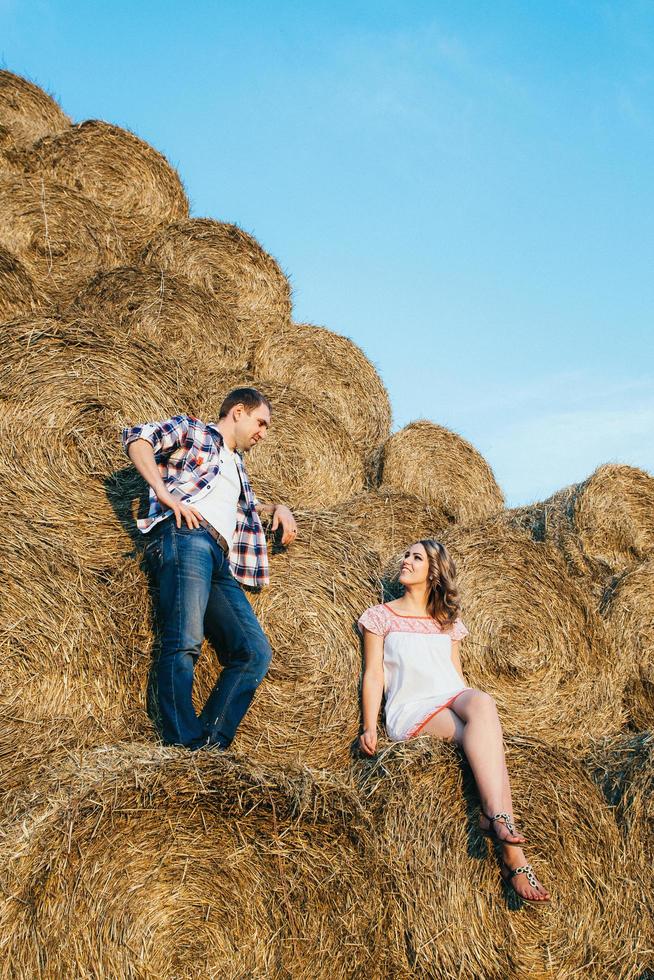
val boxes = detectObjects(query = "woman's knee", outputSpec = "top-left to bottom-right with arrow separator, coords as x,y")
466,690 -> 497,716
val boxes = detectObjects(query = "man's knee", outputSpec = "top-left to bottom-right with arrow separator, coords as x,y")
248,636 -> 272,682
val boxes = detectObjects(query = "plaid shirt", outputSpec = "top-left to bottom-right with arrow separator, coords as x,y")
122,414 -> 269,588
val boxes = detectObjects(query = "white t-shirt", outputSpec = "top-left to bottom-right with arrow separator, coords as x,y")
194,445 -> 241,544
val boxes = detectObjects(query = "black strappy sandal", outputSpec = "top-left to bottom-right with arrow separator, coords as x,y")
501,861 -> 550,902
481,811 -> 528,846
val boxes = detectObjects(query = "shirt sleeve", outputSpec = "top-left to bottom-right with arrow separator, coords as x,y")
451,618 -> 469,641
357,605 -> 388,637
122,415 -> 190,459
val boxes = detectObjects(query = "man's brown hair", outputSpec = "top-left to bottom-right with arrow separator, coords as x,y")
218,386 -> 272,419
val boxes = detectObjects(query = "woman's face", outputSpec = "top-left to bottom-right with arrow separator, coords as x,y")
398,542 -> 430,587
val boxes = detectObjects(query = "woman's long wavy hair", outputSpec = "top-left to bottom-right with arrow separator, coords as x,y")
417,539 -> 462,628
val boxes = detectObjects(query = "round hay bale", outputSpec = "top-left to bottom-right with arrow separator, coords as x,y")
0,316 -> 189,571
584,732 -> 654,967
433,521 -> 623,749
507,464 -> 654,592
70,265 -> 249,371
250,321 -> 391,448
331,488 -> 450,566
374,420 -> 504,525
0,173 -> 130,304
0,70 -> 69,151
0,528 -> 150,820
16,120 -> 188,241
0,246 -> 40,319
0,746 -> 385,978
192,374 -> 366,510
141,218 -> 292,338
354,735 -> 644,979
601,559 -> 654,728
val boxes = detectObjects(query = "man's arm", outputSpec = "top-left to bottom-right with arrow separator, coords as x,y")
255,501 -> 297,546
127,439 -> 203,530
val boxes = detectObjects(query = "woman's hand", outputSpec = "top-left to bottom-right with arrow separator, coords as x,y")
359,728 -> 378,756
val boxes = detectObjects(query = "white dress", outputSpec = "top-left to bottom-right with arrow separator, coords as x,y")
358,603 -> 470,741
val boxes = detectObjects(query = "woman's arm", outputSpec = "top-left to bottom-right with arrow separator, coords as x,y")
359,629 -> 385,756
451,639 -> 467,685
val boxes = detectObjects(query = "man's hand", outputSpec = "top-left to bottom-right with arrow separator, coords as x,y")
157,488 -> 203,529
271,504 -> 297,546
359,728 -> 378,756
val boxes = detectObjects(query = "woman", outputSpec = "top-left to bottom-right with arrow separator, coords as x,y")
358,539 -> 549,903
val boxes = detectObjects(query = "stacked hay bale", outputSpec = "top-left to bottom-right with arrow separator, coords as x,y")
508,464 -> 654,599
601,559 -> 654,727
372,419 -> 504,525
0,747 -> 386,978
437,520 -> 624,749
354,736 -> 645,979
141,217 -> 292,340
0,68 -> 652,978
0,69 -> 69,159
0,173 -> 131,305
585,732 -> 654,971
11,119 -> 189,251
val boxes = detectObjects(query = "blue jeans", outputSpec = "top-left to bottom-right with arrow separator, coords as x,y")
144,520 -> 272,749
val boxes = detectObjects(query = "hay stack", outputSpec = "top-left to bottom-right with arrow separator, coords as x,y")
0,70 -> 69,152
0,746 -> 385,978
250,321 -> 392,448
71,265 -> 249,371
508,464 -> 654,593
0,173 -> 130,304
331,488 -> 450,566
0,246 -> 40,319
374,420 -> 504,525
585,732 -> 654,969
435,521 -> 623,748
141,217 -> 292,338
354,736 -> 644,979
15,120 -> 188,243
0,528 -> 150,820
0,316 -> 189,571
601,559 -> 654,728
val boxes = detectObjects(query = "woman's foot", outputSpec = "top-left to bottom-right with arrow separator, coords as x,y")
501,849 -> 550,902
479,812 -> 527,846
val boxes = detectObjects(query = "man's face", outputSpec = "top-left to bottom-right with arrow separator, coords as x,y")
233,402 -> 271,453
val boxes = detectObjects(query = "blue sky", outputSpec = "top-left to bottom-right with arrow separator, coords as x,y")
2,0 -> 652,505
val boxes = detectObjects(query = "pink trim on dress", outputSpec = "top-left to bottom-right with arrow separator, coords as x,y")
406,689 -> 469,739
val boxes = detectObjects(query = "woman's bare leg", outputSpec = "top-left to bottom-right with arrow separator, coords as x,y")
420,691 -> 549,901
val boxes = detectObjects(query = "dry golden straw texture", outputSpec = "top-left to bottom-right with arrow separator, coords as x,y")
142,217 -> 292,336
332,488 -> 450,566
440,521 -> 623,748
375,419 -> 504,525
354,735 -> 645,980
601,558 -> 654,728
0,746 -> 385,979
251,320 -> 392,448
71,264 -> 249,372
14,119 -> 189,240
508,464 -> 654,594
0,246 -> 40,319
0,69 -> 69,151
0,173 -> 130,304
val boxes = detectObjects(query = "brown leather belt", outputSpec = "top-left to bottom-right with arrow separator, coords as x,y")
199,518 -> 230,555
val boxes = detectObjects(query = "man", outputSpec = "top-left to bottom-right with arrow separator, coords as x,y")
122,386 -> 297,751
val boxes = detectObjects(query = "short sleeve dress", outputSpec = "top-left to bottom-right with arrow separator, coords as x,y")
358,603 -> 470,741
